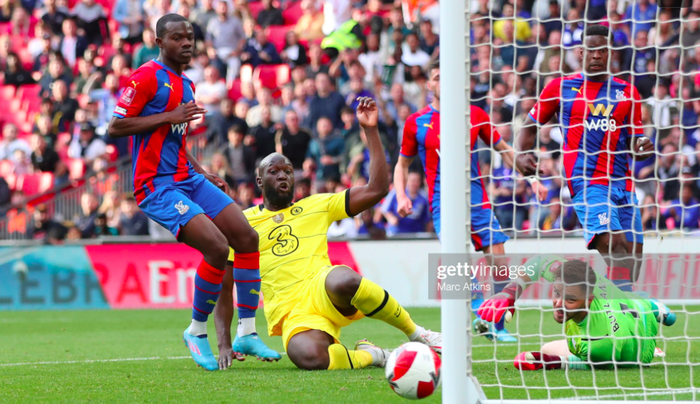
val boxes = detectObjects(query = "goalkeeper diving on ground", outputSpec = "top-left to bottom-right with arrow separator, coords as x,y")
214,97 -> 441,371
478,255 -> 676,370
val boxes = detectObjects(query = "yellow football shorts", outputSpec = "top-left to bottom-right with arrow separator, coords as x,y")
281,265 -> 364,351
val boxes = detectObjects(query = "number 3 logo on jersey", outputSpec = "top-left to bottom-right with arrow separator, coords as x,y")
269,224 -> 299,256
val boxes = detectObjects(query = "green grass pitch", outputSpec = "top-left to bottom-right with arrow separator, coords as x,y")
1,307 -> 698,403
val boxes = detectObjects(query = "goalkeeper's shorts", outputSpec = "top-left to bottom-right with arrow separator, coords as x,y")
281,265 -> 363,351
433,206 -> 509,251
572,185 -> 643,249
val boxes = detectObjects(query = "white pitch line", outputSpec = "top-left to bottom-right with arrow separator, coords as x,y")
564,388 -> 700,401
1,353 -> 286,367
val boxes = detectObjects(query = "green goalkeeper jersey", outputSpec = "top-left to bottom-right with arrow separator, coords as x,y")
527,256 -> 659,368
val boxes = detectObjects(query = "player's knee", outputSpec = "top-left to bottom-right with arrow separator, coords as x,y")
326,266 -> 362,299
202,231 -> 230,267
289,347 -> 330,370
231,227 -> 259,253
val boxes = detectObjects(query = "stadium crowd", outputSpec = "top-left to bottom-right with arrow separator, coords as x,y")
1,0 -> 700,243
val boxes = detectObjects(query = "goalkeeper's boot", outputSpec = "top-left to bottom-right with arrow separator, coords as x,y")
513,351 -> 562,371
473,318 -> 496,341
355,339 -> 390,367
650,298 -> 677,327
183,326 -> 218,371
410,326 -> 442,354
232,333 -> 282,361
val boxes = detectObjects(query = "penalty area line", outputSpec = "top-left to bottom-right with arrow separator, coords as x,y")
0,353 -> 287,367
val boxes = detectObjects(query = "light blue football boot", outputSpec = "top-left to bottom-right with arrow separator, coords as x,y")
183,326 -> 218,371
233,333 -> 282,361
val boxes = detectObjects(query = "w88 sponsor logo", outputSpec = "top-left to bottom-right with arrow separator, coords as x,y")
584,118 -> 618,132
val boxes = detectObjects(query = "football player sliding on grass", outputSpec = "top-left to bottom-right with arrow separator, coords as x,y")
215,97 -> 441,370
478,256 -> 676,370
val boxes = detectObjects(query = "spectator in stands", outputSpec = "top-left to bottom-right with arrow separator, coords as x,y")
132,28 -> 159,69
381,172 -> 430,236
304,116 -> 344,191
74,57 -> 103,94
247,87 -> 282,126
418,19 -> 439,59
52,80 -> 79,130
625,0 -> 658,38
648,83 -> 678,135
93,213 -> 118,236
10,149 -> 31,175
237,182 -> 255,209
27,203 -> 67,242
30,133 -> 67,178
241,27 -> 282,67
665,180 -> 700,231
112,0 -> 146,44
27,23 -> 50,59
0,176 -> 9,214
681,12 -> 700,59
281,30 -> 307,68
178,3 -> 205,44
307,72 -> 346,131
220,125 -> 256,185
0,123 -> 31,160
247,106 -> 279,161
34,114 -> 59,146
194,65 -> 227,115
8,6 -> 33,37
118,195 -> 150,235
384,83 -> 416,124
206,0 -> 246,85
257,0 -> 283,27
192,0 -> 216,31
3,52 -> 35,87
491,163 -> 527,232
40,0 -> 68,35
39,58 -> 71,98
0,0 -> 14,22
322,0 -> 352,36
344,78 -> 374,110
31,35 -> 53,76
305,43 -> 329,78
209,151 -> 236,188
59,17 -> 88,69
401,32 -> 430,69
295,0 -> 324,41
76,192 -> 99,238
642,194 -> 665,231
275,109 -> 311,178
206,98 -> 246,146
658,143 -> 681,201
71,0 -> 107,44
68,122 -> 107,166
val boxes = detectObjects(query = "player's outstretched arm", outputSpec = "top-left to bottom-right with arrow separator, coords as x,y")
393,156 -> 414,217
494,140 -> 515,169
107,101 -> 207,138
347,97 -> 390,217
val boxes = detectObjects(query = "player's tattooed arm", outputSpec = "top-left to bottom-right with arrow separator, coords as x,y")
347,97 -> 390,217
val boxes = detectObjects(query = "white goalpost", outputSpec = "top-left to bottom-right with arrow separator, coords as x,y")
440,0 -> 700,403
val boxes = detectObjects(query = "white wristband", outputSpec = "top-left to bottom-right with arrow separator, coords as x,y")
525,177 -> 538,185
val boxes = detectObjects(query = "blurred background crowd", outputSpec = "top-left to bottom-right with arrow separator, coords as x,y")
0,0 -> 700,243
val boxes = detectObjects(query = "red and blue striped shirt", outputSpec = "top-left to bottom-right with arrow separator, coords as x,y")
113,60 -> 196,203
400,105 -> 501,213
529,73 -> 644,196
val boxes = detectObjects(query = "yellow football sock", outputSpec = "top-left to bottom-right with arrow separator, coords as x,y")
350,278 -> 417,336
327,344 -> 373,370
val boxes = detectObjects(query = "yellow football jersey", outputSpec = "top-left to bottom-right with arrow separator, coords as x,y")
229,191 -> 352,336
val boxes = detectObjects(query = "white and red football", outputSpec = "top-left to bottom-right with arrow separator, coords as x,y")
385,342 -> 441,400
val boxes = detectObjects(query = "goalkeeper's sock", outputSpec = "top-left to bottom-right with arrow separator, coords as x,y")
327,344 -> 374,370
565,355 -> 591,370
233,252 -> 261,336
351,278 -> 417,336
607,266 -> 633,292
492,272 -> 508,332
191,259 -> 225,334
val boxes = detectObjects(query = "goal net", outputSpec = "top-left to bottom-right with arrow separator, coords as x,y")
439,0 -> 700,402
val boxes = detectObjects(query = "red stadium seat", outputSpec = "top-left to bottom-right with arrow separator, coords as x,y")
247,0 -> 266,20
56,132 -> 72,149
105,144 -> 118,162
0,159 -> 14,177
17,84 -> 41,103
0,85 -> 15,100
68,159 -> 86,180
228,79 -> 242,101
282,1 -> 303,25
21,173 -> 54,195
16,48 -> 34,71
255,64 -> 290,89
266,25 -> 294,53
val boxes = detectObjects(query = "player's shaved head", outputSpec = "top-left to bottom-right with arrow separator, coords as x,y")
257,153 -> 295,209
156,13 -> 189,38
